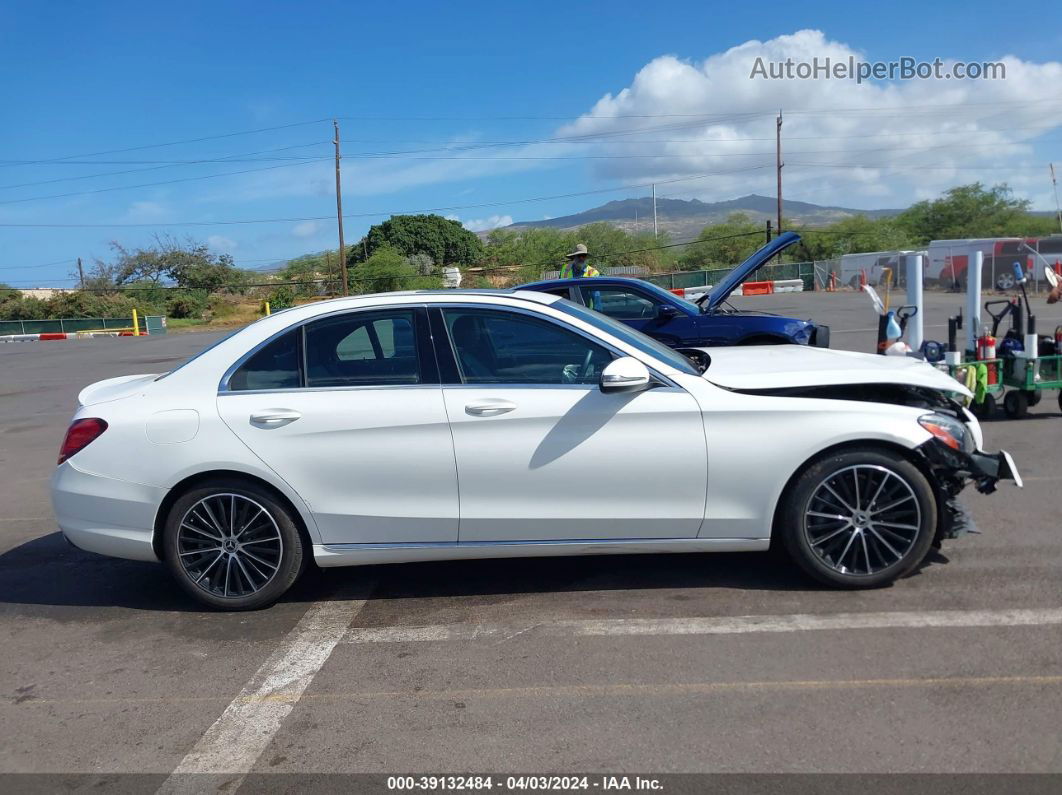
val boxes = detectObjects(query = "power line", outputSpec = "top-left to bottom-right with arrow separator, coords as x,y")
0,158 -> 332,206
0,118 -> 334,169
0,142 -> 331,190
0,164 -> 771,228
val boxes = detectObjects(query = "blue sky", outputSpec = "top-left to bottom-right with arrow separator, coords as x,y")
2,0 -> 1061,286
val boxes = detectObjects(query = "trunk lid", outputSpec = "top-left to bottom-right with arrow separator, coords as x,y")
78,374 -> 158,407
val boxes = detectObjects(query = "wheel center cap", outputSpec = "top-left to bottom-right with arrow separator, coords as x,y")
223,539 -> 237,552
852,511 -> 870,528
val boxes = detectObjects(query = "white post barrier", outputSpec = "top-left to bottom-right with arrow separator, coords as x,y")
965,251 -> 983,355
905,254 -> 924,351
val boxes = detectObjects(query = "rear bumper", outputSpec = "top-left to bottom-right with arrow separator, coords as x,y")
50,462 -> 165,562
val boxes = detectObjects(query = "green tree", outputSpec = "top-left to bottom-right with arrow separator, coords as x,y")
895,183 -> 1036,244
790,215 -> 916,261
351,245 -> 439,294
107,235 -> 249,291
678,213 -> 764,270
353,214 -> 483,266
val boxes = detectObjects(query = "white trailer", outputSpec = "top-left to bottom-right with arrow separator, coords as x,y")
838,250 -> 926,289
926,237 -> 1062,290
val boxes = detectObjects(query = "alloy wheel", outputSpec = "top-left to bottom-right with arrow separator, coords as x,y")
176,493 -> 284,599
802,465 -> 921,576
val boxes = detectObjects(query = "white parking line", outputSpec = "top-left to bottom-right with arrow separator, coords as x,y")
342,608 -> 1062,645
157,584 -> 374,792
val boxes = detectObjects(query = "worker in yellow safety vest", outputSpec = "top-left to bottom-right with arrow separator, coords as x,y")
559,244 -> 600,278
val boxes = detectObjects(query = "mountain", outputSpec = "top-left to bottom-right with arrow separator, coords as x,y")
500,194 -> 902,239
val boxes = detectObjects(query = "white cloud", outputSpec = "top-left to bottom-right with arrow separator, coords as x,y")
207,234 -> 237,252
456,214 -> 513,232
196,31 -> 1062,214
292,220 -> 321,238
556,30 -> 1062,208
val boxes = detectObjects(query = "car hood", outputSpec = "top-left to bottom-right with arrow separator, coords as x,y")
78,374 -> 158,407
700,231 -> 802,311
699,345 -> 972,397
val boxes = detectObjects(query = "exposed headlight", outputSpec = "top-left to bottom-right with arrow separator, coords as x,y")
918,413 -> 972,452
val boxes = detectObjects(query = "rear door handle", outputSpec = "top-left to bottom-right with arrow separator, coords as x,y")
250,409 -> 302,426
465,399 -> 517,416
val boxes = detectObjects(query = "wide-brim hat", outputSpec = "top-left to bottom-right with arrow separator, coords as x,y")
565,244 -> 589,258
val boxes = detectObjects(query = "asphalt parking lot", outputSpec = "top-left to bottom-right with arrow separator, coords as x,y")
1,290 -> 1061,786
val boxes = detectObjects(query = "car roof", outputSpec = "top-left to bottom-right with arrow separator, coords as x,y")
520,276 -> 653,289
266,288 -> 560,319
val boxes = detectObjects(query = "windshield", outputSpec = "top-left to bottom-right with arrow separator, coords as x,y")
635,280 -> 702,313
553,298 -> 700,376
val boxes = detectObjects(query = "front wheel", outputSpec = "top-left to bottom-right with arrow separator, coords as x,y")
162,481 -> 306,610
779,449 -> 937,588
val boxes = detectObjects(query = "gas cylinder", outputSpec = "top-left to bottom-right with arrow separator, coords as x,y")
977,332 -> 996,361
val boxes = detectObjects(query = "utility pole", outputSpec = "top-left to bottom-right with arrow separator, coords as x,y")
775,110 -> 784,236
1051,163 -> 1062,234
652,183 -> 658,238
77,257 -> 85,289
765,220 -> 772,244
333,119 -> 348,296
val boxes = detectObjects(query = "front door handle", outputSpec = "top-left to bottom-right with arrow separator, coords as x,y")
250,409 -> 302,426
465,399 -> 517,416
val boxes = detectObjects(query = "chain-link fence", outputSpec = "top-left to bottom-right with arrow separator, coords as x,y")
645,262 -> 817,292
0,315 -> 164,336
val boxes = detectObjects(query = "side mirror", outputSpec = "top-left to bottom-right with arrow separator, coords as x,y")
600,356 -> 651,394
656,304 -> 678,321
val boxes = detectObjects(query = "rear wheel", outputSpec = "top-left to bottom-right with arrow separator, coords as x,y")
163,480 -> 305,610
1003,390 -> 1029,419
779,448 -> 937,588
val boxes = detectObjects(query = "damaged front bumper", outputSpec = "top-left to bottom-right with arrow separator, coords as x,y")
916,440 -> 1022,542
918,439 -> 1023,495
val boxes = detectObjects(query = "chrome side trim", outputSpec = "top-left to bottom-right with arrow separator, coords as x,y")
312,537 -> 770,567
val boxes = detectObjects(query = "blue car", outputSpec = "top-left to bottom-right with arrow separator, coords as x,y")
519,232 -> 829,348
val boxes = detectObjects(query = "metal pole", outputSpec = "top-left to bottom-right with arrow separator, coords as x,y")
652,183 -> 658,238
334,119 -> 348,296
966,251 -> 983,354
77,257 -> 84,290
906,254 -> 924,351
1051,163 -> 1062,234
776,110 -> 783,235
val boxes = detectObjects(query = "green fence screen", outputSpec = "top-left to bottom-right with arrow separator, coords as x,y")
0,315 -> 166,336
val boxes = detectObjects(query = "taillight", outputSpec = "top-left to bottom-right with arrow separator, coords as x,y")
58,418 -> 108,465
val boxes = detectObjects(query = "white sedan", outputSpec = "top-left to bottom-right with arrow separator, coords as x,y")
50,290 -> 1020,609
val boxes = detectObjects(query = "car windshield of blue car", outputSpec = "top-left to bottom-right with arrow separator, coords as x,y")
553,298 -> 700,376
634,281 -> 702,314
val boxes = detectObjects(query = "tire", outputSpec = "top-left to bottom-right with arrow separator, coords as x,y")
162,480 -> 306,610
1024,390 -> 1041,408
1003,390 -> 1029,419
1058,390 -> 1062,415
970,392 -> 996,419
779,448 -> 937,589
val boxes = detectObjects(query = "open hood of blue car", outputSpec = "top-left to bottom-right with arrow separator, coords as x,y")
699,231 -> 802,311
